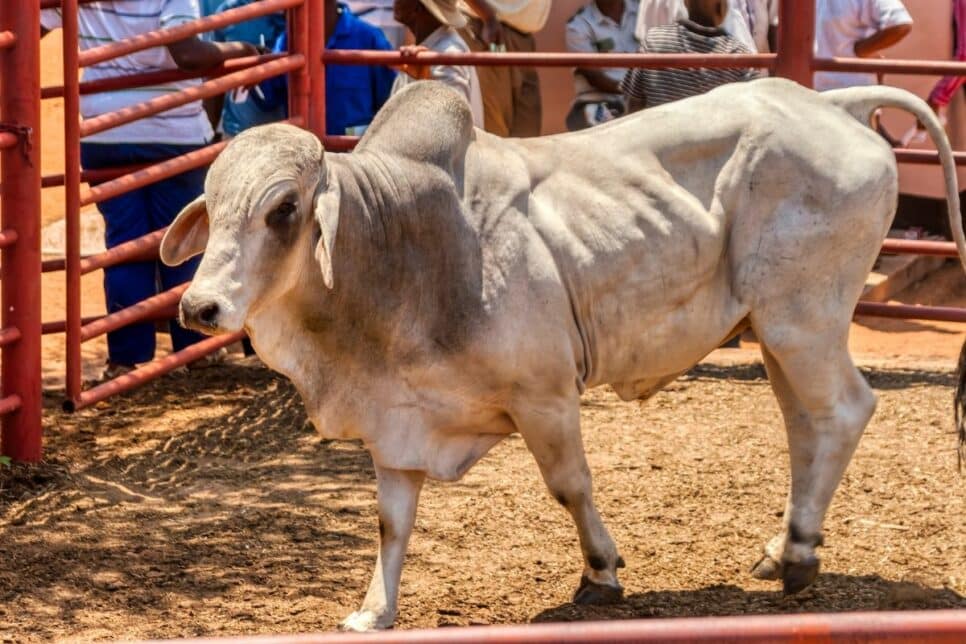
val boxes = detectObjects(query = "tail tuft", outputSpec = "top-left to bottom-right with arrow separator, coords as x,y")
958,339 -> 966,473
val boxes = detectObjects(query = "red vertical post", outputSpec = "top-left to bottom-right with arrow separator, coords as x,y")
308,0 -> 326,138
63,0 -> 83,404
288,1 -> 310,129
774,1 -> 815,88
0,0 -> 43,461
288,0 -> 326,137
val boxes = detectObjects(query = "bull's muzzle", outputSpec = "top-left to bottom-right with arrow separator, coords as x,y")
180,293 -> 222,334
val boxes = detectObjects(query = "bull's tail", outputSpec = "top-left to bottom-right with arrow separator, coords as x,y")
822,85 -> 966,468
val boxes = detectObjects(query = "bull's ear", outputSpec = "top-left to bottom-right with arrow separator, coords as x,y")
161,196 -> 209,266
313,170 -> 340,290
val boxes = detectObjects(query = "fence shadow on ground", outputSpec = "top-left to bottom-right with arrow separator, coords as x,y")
0,363 -> 380,640
530,573 -> 966,623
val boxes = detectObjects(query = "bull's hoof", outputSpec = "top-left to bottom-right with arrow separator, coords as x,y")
573,574 -> 624,605
782,556 -> 820,595
750,554 -> 783,581
340,609 -> 392,632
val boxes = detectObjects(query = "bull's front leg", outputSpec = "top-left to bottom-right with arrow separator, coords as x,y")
517,399 -> 625,604
341,465 -> 425,632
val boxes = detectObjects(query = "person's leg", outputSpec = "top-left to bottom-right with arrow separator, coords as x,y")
505,28 -> 541,137
80,143 -> 158,366
144,145 -> 209,352
459,17 -> 513,137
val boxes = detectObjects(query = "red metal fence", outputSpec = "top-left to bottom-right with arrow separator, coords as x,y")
0,1 -> 42,461
2,2 -> 966,458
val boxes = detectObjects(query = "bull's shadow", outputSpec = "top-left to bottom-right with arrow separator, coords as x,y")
686,362 -> 957,390
530,574 -> 965,623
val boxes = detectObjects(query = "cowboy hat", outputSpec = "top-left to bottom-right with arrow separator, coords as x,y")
420,0 -> 467,28
458,0 -> 550,33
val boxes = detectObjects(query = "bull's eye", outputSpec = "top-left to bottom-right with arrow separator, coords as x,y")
266,201 -> 296,228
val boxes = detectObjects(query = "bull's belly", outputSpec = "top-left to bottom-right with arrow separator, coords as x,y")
585,269 -> 748,398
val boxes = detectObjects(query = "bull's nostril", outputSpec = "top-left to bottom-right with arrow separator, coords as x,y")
198,302 -> 220,327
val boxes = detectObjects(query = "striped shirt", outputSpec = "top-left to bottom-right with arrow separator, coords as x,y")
41,0 -> 213,145
928,0 -> 966,108
621,20 -> 758,109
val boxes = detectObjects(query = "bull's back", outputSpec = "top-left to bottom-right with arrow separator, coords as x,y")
503,79 -> 898,389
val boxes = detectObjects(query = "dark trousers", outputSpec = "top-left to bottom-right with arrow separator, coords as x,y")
80,142 -> 208,365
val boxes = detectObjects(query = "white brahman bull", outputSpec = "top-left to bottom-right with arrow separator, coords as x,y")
160,78 -> 966,631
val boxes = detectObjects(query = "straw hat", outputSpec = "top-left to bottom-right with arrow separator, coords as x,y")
420,0 -> 467,28
458,0 -> 550,33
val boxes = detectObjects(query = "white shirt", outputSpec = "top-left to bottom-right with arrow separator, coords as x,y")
567,1 -> 640,100
41,0 -> 214,145
633,0 -> 758,52
391,27 -> 485,128
814,0 -> 913,91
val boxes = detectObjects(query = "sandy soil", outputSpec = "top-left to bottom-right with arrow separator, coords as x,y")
1,355 -> 964,641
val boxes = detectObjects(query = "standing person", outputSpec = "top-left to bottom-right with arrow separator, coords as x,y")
255,0 -> 397,136
41,1 -> 258,378
634,0 -> 757,51
813,0 -> 913,92
458,0 -> 550,137
346,0 -> 408,47
207,0 -> 287,137
926,0 -> 965,118
732,0 -> 778,52
622,0 -> 759,111
565,0 -> 639,130
391,0 -> 485,127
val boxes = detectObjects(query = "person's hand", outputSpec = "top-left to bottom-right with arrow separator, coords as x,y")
396,45 -> 431,80
236,41 -> 260,58
479,15 -> 505,49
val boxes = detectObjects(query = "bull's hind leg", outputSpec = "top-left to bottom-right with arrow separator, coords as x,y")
751,329 -> 876,594
515,397 -> 625,604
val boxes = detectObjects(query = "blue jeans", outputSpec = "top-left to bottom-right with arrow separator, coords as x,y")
80,142 -> 208,365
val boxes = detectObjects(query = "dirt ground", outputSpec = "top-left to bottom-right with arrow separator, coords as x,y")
1,353 -> 965,642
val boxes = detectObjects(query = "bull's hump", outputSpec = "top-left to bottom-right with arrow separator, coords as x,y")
356,82 -> 475,170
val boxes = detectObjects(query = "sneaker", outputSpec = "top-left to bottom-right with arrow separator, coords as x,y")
187,347 -> 227,371
90,362 -> 135,386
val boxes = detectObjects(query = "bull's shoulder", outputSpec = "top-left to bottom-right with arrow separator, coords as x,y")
356,82 -> 475,171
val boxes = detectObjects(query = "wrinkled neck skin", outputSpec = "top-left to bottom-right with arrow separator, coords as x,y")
243,151 -> 494,479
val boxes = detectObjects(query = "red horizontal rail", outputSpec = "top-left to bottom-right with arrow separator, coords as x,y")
42,52 -> 284,99
814,56 -> 966,76
322,135 -> 358,151
0,395 -> 22,417
65,331 -> 245,412
80,55 -> 304,138
80,284 -> 186,343
77,0 -> 301,68
0,228 -> 18,249
0,131 -> 17,150
83,142 -> 227,206
42,315 -> 102,335
322,49 -> 777,69
139,610 -> 966,644
43,228 -> 166,275
43,163 -> 152,189
881,238 -> 958,257
0,326 -> 21,348
895,149 -> 966,166
39,0 -> 100,8
0,30 -> 15,50
855,301 -> 966,323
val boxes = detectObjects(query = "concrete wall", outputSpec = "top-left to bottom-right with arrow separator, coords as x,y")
531,1 -> 962,198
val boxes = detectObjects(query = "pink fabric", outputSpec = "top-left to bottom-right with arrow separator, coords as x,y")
928,0 -> 966,108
